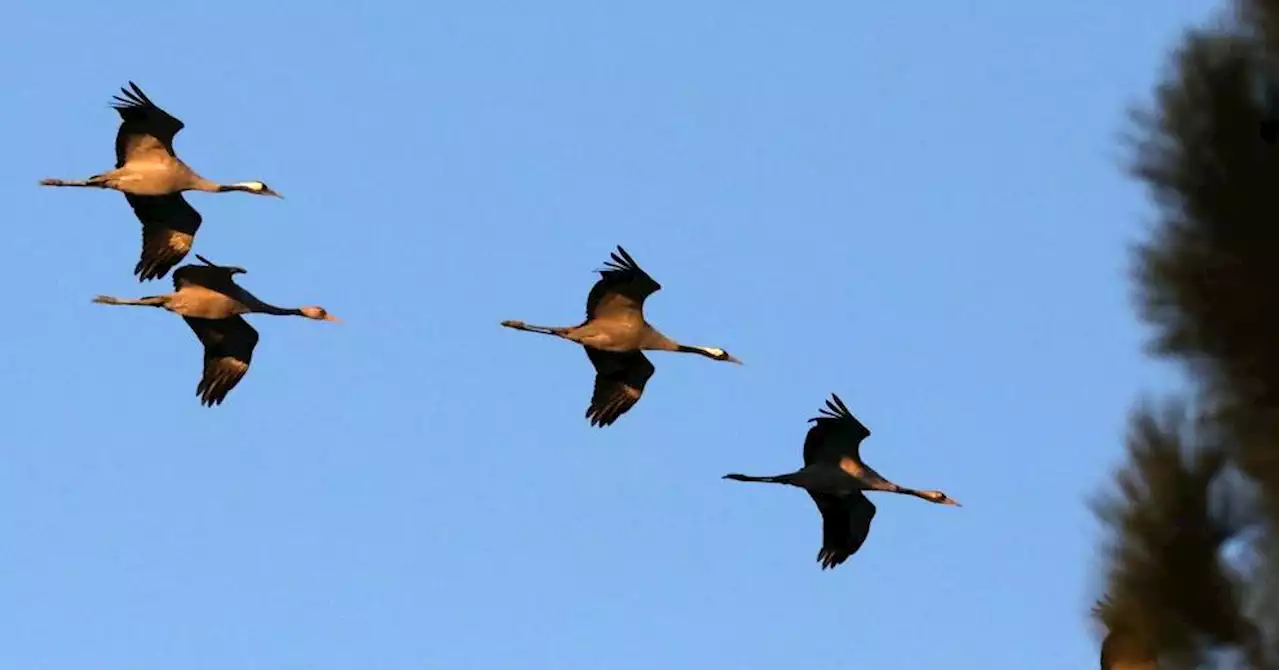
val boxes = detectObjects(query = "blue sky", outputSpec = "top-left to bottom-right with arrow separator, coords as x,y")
2,1 -> 1217,667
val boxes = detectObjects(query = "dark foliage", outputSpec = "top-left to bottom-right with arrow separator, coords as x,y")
1128,0 -> 1277,511
1094,1 -> 1277,668
1093,406 -> 1264,668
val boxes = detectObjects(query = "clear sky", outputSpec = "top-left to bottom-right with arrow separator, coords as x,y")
2,1 -> 1219,668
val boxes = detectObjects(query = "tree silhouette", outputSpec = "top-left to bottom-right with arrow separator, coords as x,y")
1093,0 -> 1277,668
1093,406 -> 1264,668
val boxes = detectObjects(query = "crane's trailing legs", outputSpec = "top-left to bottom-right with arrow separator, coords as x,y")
500,320 -> 572,337
92,295 -> 170,308
722,473 -> 796,484
39,177 -> 110,188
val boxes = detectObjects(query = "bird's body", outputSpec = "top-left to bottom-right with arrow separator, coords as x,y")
556,318 -> 657,352
775,460 -> 880,495
92,255 -> 337,406
723,394 -> 960,569
40,82 -> 281,281
501,246 -> 741,427
163,283 -> 251,319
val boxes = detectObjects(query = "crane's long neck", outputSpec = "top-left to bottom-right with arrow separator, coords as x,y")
632,325 -> 696,353
641,330 -> 736,361
183,169 -> 257,193
236,291 -> 303,316
676,344 -> 723,360
633,327 -> 678,351
214,182 -> 258,194
890,485 -> 934,502
170,172 -> 221,193
253,302 -> 304,316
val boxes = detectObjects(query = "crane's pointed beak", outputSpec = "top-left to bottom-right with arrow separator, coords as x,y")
727,355 -> 743,365
323,313 -> 341,322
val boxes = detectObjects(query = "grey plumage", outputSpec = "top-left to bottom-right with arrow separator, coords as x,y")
501,245 -> 741,427
723,394 -> 960,569
40,82 -> 281,281
92,255 -> 338,406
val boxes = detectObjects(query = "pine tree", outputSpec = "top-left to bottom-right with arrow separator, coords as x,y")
1093,1 -> 1277,668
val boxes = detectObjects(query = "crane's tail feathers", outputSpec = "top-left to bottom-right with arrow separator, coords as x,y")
722,473 -> 795,484
92,295 -> 167,307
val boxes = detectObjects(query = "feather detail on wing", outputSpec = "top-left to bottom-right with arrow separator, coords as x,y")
584,348 -> 656,427
182,316 -> 259,406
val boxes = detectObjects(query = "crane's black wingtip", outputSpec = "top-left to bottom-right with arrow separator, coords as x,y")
134,266 -> 168,282
198,393 -> 227,407
816,393 -> 853,421
815,549 -> 846,570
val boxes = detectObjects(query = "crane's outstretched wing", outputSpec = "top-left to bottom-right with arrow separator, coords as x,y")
585,246 -> 662,321
802,393 -> 872,465
111,82 -> 185,167
183,316 -> 259,406
809,490 -> 877,570
584,348 -> 656,427
125,193 -> 202,281
172,261 -> 243,294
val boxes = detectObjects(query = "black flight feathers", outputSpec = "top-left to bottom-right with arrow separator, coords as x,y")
171,255 -> 247,291
110,82 -> 157,113
810,393 -> 853,423
801,394 -> 872,466
194,253 -> 246,274
808,393 -> 872,440
110,81 -> 184,134
597,246 -> 641,277
595,246 -> 662,292
584,245 -> 663,318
